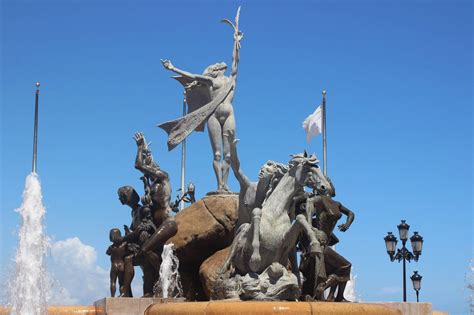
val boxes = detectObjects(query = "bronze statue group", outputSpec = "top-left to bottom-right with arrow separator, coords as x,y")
107,7 -> 355,303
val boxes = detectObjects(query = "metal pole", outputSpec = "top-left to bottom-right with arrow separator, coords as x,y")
32,82 -> 40,173
322,90 -> 327,176
179,91 -> 187,210
402,241 -> 407,302
416,290 -> 419,302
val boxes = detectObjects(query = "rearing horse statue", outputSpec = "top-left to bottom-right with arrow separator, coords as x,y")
217,152 -> 330,300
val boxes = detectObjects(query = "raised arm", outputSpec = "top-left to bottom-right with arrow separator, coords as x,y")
161,59 -> 213,86
134,133 -> 169,182
230,31 -> 242,79
337,202 -> 355,232
227,7 -> 243,79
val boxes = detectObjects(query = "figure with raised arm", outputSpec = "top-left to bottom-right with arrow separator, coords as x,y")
158,7 -> 243,193
131,132 -> 178,296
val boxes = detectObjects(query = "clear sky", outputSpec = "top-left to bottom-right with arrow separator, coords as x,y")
1,0 -> 472,313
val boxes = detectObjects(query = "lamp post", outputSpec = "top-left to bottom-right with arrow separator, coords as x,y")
410,271 -> 422,302
384,220 -> 424,302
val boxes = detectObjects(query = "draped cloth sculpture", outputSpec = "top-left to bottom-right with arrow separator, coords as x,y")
158,7 -> 243,193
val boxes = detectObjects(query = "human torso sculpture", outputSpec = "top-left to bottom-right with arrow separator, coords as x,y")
299,183 -> 355,302
224,131 -> 288,230
158,8 -> 243,193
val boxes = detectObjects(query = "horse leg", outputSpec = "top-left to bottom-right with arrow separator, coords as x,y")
248,207 -> 262,272
221,223 -> 250,274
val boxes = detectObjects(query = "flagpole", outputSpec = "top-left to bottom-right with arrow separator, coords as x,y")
322,90 -> 327,176
180,91 -> 187,210
32,82 -> 40,173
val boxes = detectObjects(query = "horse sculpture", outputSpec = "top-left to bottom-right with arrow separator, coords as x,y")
215,152 -> 331,300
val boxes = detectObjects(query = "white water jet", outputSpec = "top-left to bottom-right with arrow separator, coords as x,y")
344,271 -> 358,302
10,173 -> 49,315
154,243 -> 182,298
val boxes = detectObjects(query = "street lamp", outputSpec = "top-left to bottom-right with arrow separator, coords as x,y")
410,271 -> 422,302
384,220 -> 423,302
410,232 -> 424,257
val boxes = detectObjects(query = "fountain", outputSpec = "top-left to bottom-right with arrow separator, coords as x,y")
0,8 -> 433,315
154,244 -> 182,299
9,173 -> 49,315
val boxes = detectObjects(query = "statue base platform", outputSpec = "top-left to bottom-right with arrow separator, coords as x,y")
0,301 -> 441,315
94,297 -> 184,315
0,305 -> 96,315
145,301 -> 435,315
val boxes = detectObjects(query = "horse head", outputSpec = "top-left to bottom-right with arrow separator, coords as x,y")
289,152 -> 333,196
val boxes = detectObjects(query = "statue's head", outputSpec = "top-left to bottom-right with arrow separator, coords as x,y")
109,228 -> 122,243
256,161 -> 288,201
118,186 -> 140,207
323,176 -> 336,197
258,161 -> 287,185
203,62 -> 227,78
288,152 -> 331,195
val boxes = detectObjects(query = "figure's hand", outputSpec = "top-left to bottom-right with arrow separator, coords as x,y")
234,31 -> 244,42
124,225 -> 131,234
134,132 -> 145,147
234,31 -> 243,50
161,59 -> 174,70
338,223 -> 350,232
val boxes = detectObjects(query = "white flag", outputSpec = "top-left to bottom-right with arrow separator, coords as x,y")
303,105 -> 323,142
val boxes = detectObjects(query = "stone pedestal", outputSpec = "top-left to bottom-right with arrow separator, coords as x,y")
145,301 -> 403,315
166,194 -> 238,300
94,297 -> 184,315
379,302 -> 433,315
0,301 -> 442,315
0,306 -> 96,315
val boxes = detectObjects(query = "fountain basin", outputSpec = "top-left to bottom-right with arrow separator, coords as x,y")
145,301 -> 405,315
0,305 -> 96,315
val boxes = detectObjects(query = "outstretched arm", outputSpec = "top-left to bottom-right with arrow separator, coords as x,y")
161,59 -> 213,86
337,202 -> 355,232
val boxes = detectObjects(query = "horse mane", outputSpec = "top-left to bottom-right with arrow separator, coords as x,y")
288,152 -> 320,169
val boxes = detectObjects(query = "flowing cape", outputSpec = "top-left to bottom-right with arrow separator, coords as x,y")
158,80 -> 233,151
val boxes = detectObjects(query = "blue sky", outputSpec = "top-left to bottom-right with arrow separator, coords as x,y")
1,0 -> 472,313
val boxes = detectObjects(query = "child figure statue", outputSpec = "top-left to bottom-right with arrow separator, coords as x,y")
106,228 -> 127,297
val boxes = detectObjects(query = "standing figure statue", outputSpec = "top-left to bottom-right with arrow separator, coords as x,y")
298,179 -> 355,302
158,7 -> 243,193
106,228 -> 127,297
